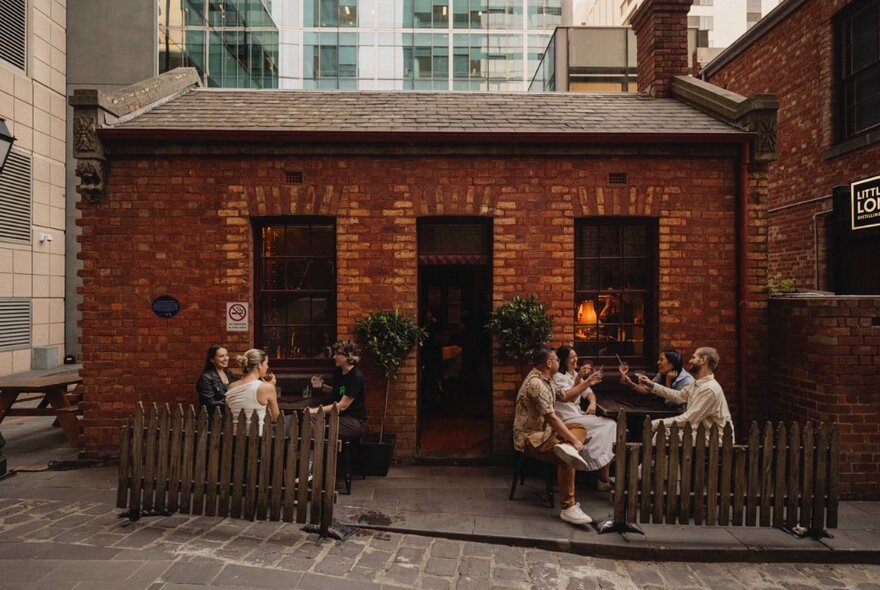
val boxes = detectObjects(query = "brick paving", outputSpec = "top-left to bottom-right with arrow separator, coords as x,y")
1,489 -> 879,589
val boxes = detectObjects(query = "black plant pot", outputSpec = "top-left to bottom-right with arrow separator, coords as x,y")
361,433 -> 396,476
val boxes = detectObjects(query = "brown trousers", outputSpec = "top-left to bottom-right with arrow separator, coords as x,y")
525,424 -> 588,510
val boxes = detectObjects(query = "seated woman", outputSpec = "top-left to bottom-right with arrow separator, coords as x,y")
553,346 -> 616,491
621,348 -> 693,411
196,345 -> 235,416
225,348 -> 280,434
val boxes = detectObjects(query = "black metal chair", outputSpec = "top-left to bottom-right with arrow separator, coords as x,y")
509,450 -> 556,508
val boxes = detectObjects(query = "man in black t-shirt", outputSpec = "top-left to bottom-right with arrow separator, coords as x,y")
310,339 -> 366,440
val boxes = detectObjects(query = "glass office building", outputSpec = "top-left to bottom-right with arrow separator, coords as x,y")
267,1 -> 568,90
159,0 -> 280,88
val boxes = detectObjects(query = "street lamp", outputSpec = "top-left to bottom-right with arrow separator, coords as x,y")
0,117 -> 16,175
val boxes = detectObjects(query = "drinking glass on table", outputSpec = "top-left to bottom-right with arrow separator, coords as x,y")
617,358 -> 629,384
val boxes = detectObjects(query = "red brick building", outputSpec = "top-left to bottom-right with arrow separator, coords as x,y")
703,0 -> 880,498
71,0 -> 776,461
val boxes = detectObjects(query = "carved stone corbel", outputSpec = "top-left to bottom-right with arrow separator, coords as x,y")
70,106 -> 107,202
737,100 -> 778,163
76,158 -> 107,204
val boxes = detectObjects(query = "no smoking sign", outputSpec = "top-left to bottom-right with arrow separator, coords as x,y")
226,302 -> 249,332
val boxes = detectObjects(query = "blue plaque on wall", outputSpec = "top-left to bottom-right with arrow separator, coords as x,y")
152,295 -> 180,318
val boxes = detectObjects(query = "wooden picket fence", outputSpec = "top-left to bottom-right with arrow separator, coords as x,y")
611,412 -> 840,534
117,402 -> 340,535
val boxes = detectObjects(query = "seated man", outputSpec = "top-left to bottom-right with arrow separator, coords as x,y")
636,346 -> 734,444
513,347 -> 593,526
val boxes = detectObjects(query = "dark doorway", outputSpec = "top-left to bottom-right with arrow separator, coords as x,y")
417,219 -> 492,458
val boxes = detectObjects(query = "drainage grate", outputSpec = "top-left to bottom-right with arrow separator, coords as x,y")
285,171 -> 304,184
609,172 -> 627,185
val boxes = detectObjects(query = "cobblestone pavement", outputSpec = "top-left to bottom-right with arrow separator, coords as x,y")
1,496 -> 879,589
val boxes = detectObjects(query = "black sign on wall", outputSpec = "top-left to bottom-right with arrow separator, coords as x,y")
833,181 -> 880,295
851,175 -> 880,231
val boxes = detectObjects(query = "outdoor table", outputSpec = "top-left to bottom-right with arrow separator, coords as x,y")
278,394 -> 319,413
596,389 -> 682,442
0,368 -> 84,447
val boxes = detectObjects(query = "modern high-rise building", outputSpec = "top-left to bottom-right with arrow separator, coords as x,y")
159,0 -> 280,88
0,0 -> 68,376
580,0 -> 782,48
268,1 -> 571,90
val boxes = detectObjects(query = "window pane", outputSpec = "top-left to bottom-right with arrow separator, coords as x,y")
624,258 -> 648,289
286,296 -> 312,324
599,259 -> 621,289
262,226 -> 283,256
264,261 -> 286,289
599,225 -> 620,256
284,226 -> 308,255
623,225 -> 646,256
263,295 -> 286,325
577,224 -> 599,257
305,259 -> 335,289
262,326 -> 286,359
576,260 -> 599,290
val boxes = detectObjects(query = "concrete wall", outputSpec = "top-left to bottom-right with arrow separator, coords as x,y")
0,0 -> 67,376
65,0 -> 157,358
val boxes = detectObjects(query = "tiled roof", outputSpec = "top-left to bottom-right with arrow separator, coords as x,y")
110,89 -> 745,137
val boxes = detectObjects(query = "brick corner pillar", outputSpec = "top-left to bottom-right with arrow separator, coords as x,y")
630,0 -> 693,98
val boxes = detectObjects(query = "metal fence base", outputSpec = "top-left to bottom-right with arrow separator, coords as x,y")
597,519 -> 644,535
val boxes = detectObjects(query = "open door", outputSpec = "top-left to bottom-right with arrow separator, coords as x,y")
417,219 -> 492,459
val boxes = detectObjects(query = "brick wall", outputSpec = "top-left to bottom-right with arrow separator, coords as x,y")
769,296 -> 880,499
77,151 -> 763,458
705,0 -> 880,289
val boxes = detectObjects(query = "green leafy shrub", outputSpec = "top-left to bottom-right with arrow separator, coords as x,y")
355,310 -> 426,439
486,294 -> 554,367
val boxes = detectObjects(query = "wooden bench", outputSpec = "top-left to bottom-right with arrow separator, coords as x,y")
117,402 -> 340,536
602,412 -> 839,539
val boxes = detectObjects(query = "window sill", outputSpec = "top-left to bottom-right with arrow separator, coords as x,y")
824,128 -> 880,160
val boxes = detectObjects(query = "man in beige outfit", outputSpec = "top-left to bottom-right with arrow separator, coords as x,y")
637,346 -> 734,444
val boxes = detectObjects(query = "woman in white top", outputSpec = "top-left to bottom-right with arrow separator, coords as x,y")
553,346 -> 616,491
225,348 -> 280,435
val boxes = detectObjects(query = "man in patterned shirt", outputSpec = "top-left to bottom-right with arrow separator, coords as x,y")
514,347 -> 594,526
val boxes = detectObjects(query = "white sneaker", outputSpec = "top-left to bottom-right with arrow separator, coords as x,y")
553,443 -> 589,471
560,503 -> 593,525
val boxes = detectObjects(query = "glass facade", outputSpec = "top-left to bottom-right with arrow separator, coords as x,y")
270,1 -> 568,90
159,0 -> 280,88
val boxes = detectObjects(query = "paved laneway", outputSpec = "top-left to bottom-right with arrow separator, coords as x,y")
1,482 -> 879,589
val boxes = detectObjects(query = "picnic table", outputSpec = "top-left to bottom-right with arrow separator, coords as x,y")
0,367 -> 84,447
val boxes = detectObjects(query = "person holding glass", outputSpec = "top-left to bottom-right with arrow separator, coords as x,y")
553,346 -> 616,491
225,348 -> 280,435
309,339 -> 366,442
196,345 -> 235,416
620,348 -> 694,411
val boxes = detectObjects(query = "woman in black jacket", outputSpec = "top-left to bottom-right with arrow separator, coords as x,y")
196,345 -> 235,415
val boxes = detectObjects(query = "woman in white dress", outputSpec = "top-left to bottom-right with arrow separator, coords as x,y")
553,346 -> 616,491
225,348 -> 280,435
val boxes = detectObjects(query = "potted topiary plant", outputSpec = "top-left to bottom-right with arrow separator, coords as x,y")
486,294 -> 554,376
355,310 -> 426,476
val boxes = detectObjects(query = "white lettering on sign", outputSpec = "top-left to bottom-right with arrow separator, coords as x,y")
226,302 -> 249,332
852,174 -> 880,231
